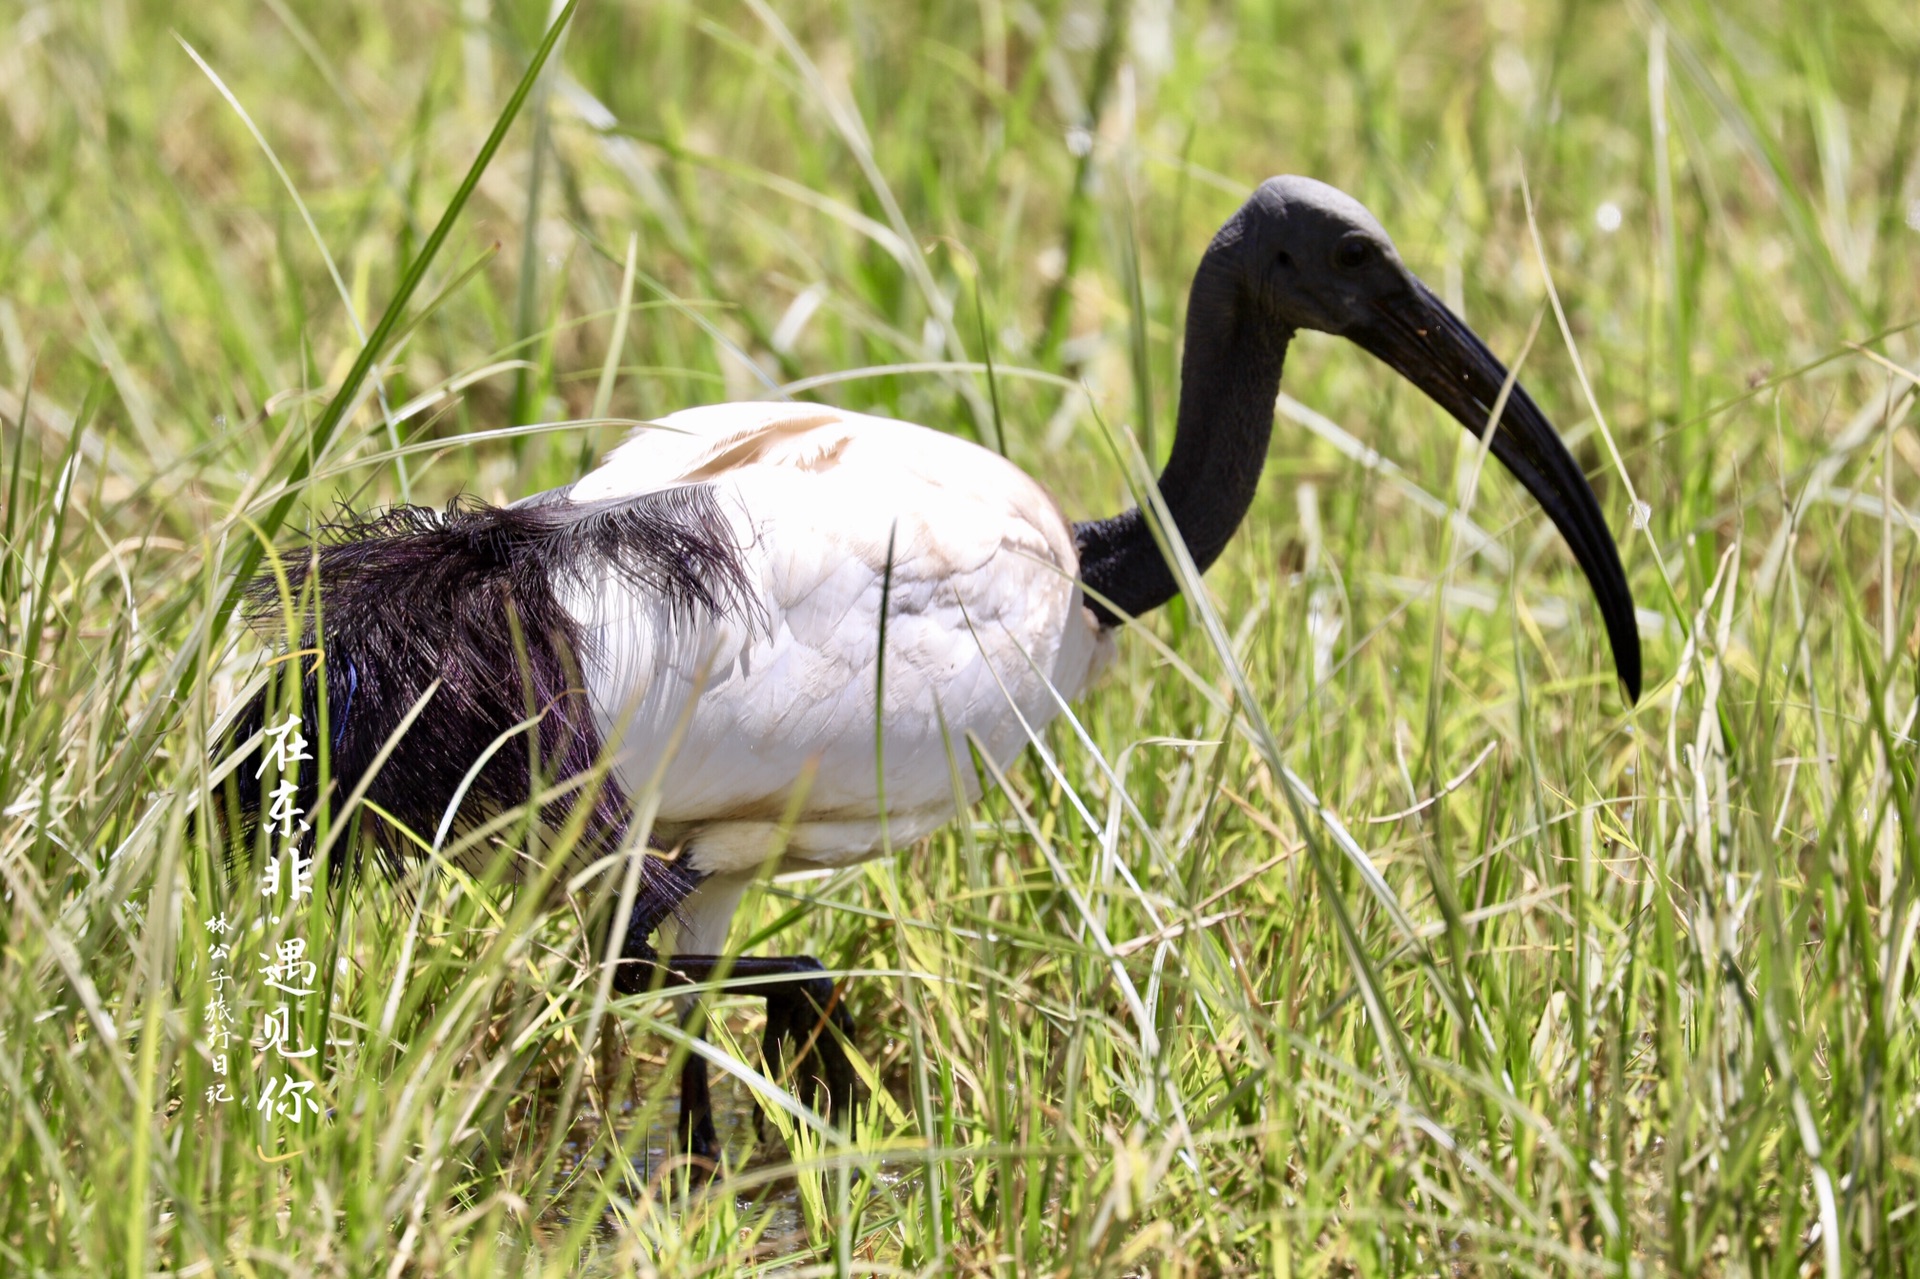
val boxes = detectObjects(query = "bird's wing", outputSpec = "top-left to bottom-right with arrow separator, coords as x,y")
554,403 -> 1105,864
570,401 -> 874,503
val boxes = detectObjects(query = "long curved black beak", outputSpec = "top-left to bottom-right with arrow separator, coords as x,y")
1349,278 -> 1641,702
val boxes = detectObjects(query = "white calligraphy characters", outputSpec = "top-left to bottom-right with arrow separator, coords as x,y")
254,714 -> 323,1121
258,713 -> 315,905
202,913 -> 237,1104
199,711 -> 330,1125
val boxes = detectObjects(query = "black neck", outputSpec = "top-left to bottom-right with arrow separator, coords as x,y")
1073,247 -> 1290,625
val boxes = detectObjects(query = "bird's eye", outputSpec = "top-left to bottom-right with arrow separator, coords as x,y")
1334,238 -> 1374,270
1275,250 -> 1294,269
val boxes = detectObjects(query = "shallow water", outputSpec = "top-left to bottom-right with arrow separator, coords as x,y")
541,1067 -> 826,1253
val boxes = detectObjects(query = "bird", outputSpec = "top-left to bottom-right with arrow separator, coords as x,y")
223,176 -> 1641,1164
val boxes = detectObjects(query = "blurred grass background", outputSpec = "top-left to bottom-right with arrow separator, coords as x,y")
2,0 -> 1918,1273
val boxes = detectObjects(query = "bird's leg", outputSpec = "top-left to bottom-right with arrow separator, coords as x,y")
615,950 -> 859,1152
612,937 -> 726,1163
607,855 -> 728,1163
608,859 -> 860,1159
674,1000 -> 719,1160
657,954 -> 859,1137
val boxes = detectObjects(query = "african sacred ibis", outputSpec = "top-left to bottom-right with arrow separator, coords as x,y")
227,176 -> 1641,1162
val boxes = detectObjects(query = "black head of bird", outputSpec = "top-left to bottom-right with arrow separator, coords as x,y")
223,174 -> 1640,1169
1225,176 -> 1408,335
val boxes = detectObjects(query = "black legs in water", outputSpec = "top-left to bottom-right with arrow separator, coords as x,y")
609,861 -> 859,1165
675,1003 -> 719,1157
646,955 -> 859,1162
752,957 -> 859,1122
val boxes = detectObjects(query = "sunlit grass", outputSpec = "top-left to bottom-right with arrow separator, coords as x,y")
1,0 -> 1917,1273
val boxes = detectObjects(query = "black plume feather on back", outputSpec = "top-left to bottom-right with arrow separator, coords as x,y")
216,483 -> 755,878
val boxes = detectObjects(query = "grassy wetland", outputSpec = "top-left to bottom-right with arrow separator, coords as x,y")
3,0 -> 1919,1273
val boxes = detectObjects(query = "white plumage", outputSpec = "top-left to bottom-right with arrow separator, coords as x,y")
558,402 -> 1112,951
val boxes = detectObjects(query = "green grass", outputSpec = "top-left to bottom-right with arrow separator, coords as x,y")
3,0 -> 1918,1272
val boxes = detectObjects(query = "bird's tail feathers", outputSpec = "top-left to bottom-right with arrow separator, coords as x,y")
214,485 -> 753,877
